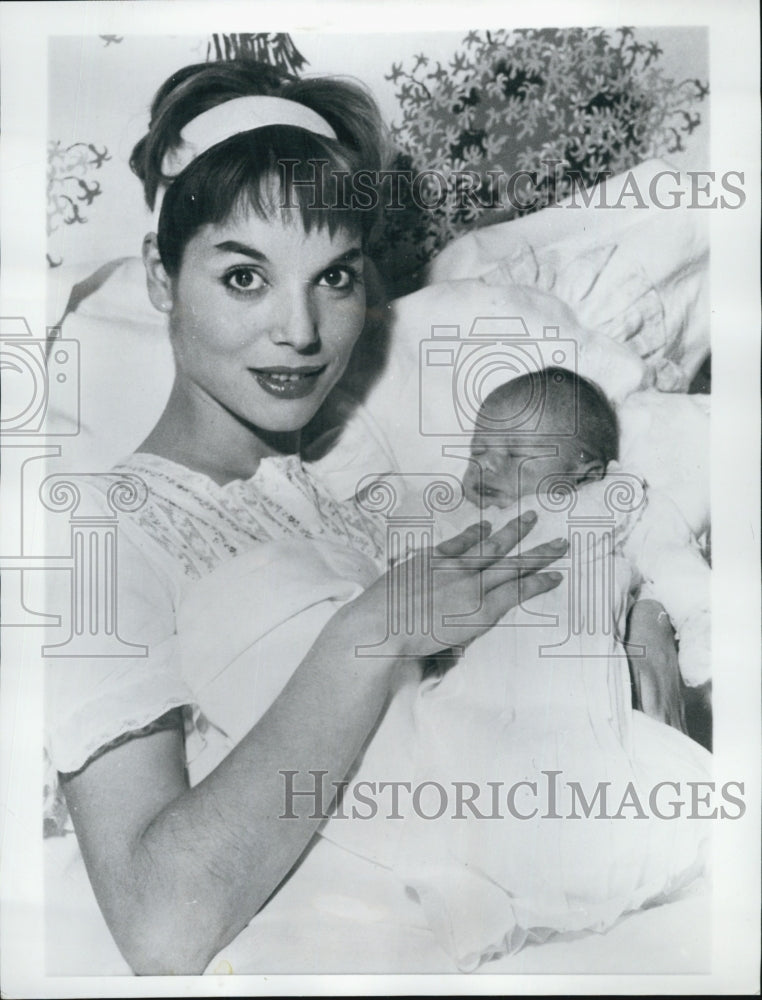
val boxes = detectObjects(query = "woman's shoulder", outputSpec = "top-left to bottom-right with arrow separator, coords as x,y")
95,451 -> 271,580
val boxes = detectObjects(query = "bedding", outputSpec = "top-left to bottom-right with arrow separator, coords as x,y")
426,159 -> 710,389
320,477 -> 710,969
44,471 -> 711,975
45,822 -> 711,976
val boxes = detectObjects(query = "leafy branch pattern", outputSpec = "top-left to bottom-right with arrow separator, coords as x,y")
47,140 -> 112,267
368,27 -> 708,291
207,34 -> 308,74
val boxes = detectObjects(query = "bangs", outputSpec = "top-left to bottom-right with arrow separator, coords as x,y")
158,126 -> 373,273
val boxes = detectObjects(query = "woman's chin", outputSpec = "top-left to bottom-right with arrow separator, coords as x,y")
245,399 -> 332,438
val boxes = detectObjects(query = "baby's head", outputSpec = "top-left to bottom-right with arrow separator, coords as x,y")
462,367 -> 619,508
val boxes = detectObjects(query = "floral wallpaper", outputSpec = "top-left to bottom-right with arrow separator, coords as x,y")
368,27 -> 709,291
47,141 -> 112,268
46,29 -> 707,276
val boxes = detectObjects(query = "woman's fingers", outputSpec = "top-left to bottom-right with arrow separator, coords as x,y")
476,509 -> 539,559
479,571 -> 564,632
434,514 -> 568,588
436,510 -> 544,562
436,520 -> 492,556
463,537 -> 569,590
513,570 -> 564,601
509,536 -> 569,574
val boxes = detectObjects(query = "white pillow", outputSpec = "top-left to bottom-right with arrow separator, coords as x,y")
426,160 -> 709,389
310,276 -> 649,497
618,390 -> 710,538
46,257 -> 174,473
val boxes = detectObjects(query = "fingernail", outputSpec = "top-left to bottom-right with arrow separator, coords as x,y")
479,520 -> 492,532
520,510 -> 537,523
547,571 -> 563,582
549,537 -> 568,549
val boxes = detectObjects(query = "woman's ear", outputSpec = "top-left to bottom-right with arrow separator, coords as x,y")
142,233 -> 174,314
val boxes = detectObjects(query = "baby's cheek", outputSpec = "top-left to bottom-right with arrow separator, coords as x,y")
462,461 -> 479,486
461,471 -> 478,499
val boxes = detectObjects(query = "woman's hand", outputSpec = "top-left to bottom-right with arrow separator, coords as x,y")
349,511 -> 567,659
626,599 -> 688,733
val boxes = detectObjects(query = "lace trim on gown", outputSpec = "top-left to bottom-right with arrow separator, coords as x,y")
104,451 -> 387,578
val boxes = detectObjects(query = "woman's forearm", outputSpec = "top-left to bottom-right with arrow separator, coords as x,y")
68,602 -> 401,974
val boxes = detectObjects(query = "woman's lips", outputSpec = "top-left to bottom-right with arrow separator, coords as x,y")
250,365 -> 327,400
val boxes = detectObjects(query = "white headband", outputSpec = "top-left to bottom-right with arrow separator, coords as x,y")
159,95 -> 338,179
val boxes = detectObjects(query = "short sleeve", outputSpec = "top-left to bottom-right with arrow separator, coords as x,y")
44,485 -> 196,776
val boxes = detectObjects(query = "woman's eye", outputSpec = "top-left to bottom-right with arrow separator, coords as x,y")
318,266 -> 357,290
225,268 -> 265,293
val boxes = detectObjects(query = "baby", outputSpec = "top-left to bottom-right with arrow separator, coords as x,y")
455,366 -> 710,689
461,366 -> 617,511
323,365 -> 712,970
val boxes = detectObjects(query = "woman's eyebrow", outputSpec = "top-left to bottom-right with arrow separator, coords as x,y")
213,240 -> 268,261
329,247 -> 364,265
212,243 -> 363,267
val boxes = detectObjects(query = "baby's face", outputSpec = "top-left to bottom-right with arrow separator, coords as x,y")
462,398 -> 589,509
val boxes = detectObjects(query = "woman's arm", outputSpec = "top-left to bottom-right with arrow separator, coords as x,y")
63,516 -> 566,975
63,605 -> 400,975
626,598 -> 687,733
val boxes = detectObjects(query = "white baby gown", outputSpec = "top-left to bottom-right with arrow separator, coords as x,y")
321,476 -> 711,970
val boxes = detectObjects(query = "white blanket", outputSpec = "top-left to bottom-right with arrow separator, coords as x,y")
43,495 -> 711,975
319,481 -> 711,969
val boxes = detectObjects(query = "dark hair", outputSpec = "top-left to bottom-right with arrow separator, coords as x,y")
483,367 -> 620,463
130,59 -> 390,273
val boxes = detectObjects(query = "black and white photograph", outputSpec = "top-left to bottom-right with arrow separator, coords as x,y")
1,1 -> 759,994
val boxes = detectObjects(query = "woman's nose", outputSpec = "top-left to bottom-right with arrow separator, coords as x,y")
268,287 -> 320,352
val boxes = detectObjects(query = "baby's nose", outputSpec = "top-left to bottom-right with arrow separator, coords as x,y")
479,451 -> 503,474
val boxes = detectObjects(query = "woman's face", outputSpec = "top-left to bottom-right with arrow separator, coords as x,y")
156,207 -> 366,440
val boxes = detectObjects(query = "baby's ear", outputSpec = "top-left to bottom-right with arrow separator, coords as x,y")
576,456 -> 606,484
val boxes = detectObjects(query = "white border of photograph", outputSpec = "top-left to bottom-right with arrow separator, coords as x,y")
1,1 -> 759,995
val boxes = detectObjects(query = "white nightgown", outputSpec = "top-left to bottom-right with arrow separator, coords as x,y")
43,451 -> 387,974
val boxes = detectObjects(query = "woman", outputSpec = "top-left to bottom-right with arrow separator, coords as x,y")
45,60 -> 571,975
